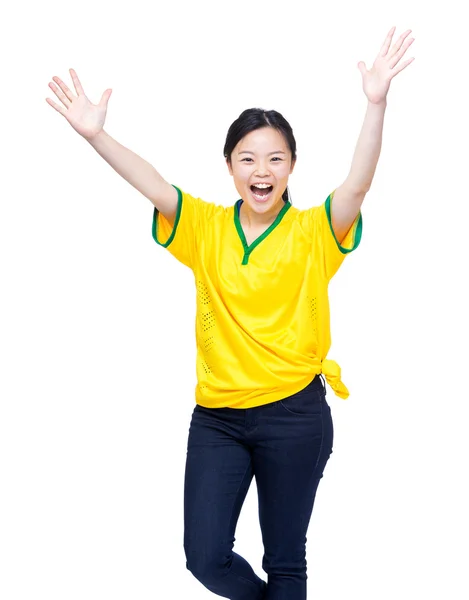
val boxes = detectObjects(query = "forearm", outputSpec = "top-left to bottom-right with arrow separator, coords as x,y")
345,100 -> 386,192
87,130 -> 169,203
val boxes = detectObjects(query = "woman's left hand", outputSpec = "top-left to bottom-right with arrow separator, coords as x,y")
358,27 -> 415,105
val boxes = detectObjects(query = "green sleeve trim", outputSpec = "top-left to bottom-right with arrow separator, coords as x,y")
152,185 -> 183,248
325,193 -> 363,254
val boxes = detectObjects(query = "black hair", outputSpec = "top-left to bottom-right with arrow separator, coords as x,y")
223,108 -> 296,204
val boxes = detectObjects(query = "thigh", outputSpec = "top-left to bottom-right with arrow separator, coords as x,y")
184,405 -> 253,570
253,382 -> 334,566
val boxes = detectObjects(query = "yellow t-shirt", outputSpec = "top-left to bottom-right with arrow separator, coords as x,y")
153,186 -> 362,408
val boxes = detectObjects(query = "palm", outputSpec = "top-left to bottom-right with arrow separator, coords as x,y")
63,94 -> 107,138
46,69 -> 112,139
358,27 -> 415,104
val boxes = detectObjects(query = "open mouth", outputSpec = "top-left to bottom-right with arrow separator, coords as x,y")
250,183 -> 273,202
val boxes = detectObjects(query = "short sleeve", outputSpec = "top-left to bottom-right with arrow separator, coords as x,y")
152,185 -> 209,270
307,192 -> 363,280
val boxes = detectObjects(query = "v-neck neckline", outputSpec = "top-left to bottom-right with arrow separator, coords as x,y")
234,199 -> 291,265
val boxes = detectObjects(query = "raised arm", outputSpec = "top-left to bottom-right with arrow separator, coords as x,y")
331,27 -> 415,242
46,69 -> 178,222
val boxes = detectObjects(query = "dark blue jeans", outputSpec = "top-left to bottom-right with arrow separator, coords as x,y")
183,375 -> 333,600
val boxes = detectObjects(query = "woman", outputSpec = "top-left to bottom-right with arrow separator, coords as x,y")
46,26 -> 414,600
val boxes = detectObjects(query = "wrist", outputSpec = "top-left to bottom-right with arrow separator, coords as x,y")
367,98 -> 387,110
85,129 -> 107,146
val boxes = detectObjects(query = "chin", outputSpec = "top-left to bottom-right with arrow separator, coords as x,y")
244,190 -> 281,211
252,197 -> 283,213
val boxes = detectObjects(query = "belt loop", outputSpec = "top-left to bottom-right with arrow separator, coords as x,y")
319,373 -> 326,391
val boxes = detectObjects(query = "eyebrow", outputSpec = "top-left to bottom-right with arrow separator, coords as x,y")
238,150 -> 286,156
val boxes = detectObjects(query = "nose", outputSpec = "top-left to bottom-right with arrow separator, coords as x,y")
254,161 -> 270,176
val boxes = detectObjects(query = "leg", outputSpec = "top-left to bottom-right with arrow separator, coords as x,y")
184,404 -> 267,600
253,377 -> 334,600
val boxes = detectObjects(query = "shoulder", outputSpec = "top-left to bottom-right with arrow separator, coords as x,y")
175,186 -> 233,220
285,202 -> 325,233
162,187 -> 233,238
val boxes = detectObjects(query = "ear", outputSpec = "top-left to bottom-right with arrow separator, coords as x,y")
226,158 -> 233,176
289,158 -> 296,175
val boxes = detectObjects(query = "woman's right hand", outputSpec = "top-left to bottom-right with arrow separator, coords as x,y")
46,69 -> 112,141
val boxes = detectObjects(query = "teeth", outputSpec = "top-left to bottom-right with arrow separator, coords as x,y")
253,183 -> 272,189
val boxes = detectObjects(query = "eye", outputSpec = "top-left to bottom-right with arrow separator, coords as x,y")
241,158 -> 253,162
271,157 -> 283,162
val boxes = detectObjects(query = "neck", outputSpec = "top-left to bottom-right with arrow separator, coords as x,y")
239,198 -> 286,228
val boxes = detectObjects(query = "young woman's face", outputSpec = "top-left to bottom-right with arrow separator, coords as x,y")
227,127 -> 295,215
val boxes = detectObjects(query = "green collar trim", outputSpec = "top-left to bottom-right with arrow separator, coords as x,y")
234,199 -> 291,265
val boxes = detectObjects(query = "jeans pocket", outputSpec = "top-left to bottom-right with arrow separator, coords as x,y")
279,379 -> 325,417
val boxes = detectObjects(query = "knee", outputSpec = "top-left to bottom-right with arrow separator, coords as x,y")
184,545 -> 230,585
262,551 -> 307,580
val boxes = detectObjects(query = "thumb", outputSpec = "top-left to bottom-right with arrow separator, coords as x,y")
357,61 -> 367,77
99,88 -> 112,108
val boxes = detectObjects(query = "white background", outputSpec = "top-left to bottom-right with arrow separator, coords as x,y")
1,1 -> 468,598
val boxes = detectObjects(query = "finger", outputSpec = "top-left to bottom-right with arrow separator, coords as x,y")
52,76 -> 75,103
48,81 -> 71,108
99,88 -> 112,108
389,29 -> 412,58
69,68 -> 85,96
46,97 -> 67,116
357,61 -> 367,77
389,37 -> 415,69
391,56 -> 415,77
379,26 -> 396,57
